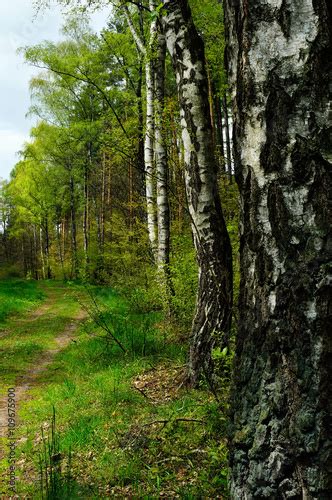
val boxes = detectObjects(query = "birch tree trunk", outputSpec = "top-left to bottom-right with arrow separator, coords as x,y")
56,222 -> 66,281
83,161 -> 89,267
44,215 -> 51,279
33,225 -> 38,280
163,0 -> 233,385
223,94 -> 232,182
124,4 -> 158,258
154,30 -> 173,306
39,226 -> 46,280
224,0 -> 332,496
69,174 -> 78,279
215,95 -> 225,169
125,2 -> 172,275
144,55 -> 158,258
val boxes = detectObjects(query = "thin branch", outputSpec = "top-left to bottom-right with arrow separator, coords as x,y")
122,5 -> 146,55
29,63 -> 128,137
142,418 -> 205,428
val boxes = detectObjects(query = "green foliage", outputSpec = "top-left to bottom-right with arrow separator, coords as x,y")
190,0 -> 227,94
170,231 -> 197,330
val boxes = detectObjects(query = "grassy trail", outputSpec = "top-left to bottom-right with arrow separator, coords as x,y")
0,281 -> 229,498
0,285 -> 85,456
0,283 -> 85,491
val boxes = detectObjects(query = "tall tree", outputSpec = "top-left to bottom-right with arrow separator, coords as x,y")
123,2 -> 159,258
124,2 -> 173,305
224,0 -> 332,496
162,0 -> 233,385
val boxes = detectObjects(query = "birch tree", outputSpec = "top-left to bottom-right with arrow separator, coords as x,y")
124,3 -> 172,302
123,3 -> 159,259
162,0 -> 233,385
224,0 -> 332,496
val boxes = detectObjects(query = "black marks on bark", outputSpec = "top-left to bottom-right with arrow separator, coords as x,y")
189,151 -> 201,212
277,0 -> 292,39
308,153 -> 332,232
189,68 -> 196,83
247,2 -> 275,30
226,0 -> 332,494
267,183 -> 291,252
256,247 -> 273,289
261,73 -> 292,174
291,135 -> 319,186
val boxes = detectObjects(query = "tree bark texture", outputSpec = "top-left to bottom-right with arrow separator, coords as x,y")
154,30 -> 173,305
163,0 -> 233,385
224,0 -> 332,497
144,54 -> 158,258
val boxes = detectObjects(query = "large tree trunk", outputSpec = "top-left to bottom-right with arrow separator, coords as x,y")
163,0 -> 233,386
224,0 -> 332,496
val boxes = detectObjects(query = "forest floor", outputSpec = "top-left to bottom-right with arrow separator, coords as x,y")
0,280 -> 229,498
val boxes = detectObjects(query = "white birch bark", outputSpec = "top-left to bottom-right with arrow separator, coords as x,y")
124,3 -> 158,259
224,0 -> 332,496
154,32 -> 171,280
162,0 -> 233,384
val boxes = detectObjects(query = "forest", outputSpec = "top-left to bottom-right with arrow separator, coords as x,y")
0,0 -> 330,498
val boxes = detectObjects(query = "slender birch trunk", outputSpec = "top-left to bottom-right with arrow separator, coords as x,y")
44,215 -> 51,279
101,152 -> 106,251
215,95 -> 225,170
206,63 -> 216,149
163,0 -> 233,385
137,55 -> 146,200
33,225 -> 38,280
154,30 -> 174,306
83,145 -> 91,270
21,238 -> 27,278
144,56 -> 158,257
124,4 -> 158,259
39,226 -> 46,280
225,0 -> 332,495
223,94 -> 232,182
56,222 -> 66,281
69,174 -> 78,279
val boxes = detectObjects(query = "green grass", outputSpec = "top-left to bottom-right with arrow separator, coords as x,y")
0,279 -> 45,325
0,282 -> 230,498
0,282 -> 81,387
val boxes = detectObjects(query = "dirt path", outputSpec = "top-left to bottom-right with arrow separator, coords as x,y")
0,290 -> 86,462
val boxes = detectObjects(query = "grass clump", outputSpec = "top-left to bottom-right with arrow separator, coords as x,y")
0,279 -> 45,325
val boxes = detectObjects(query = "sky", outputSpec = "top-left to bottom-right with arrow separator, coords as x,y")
0,0 -> 110,181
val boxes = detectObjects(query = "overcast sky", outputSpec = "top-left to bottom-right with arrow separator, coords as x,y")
0,0 -> 109,181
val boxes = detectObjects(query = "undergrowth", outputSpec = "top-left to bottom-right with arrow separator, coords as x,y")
0,279 -> 44,325
11,284 -> 230,498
